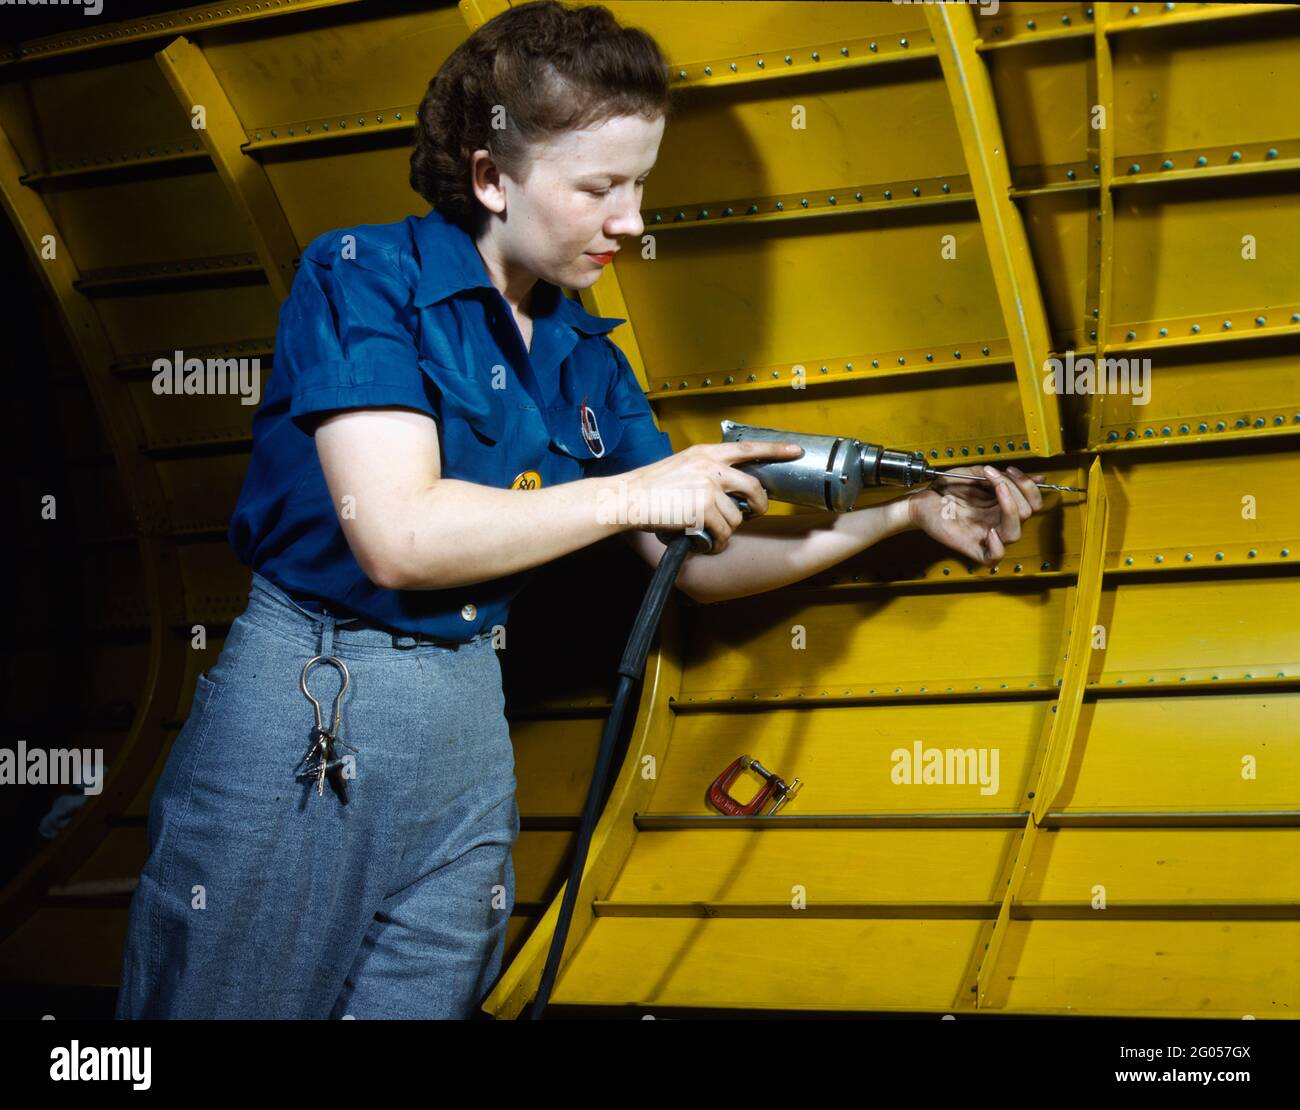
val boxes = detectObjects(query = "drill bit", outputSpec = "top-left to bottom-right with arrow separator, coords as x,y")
922,468 -> 1087,493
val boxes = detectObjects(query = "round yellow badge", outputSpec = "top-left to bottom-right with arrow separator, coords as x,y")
510,470 -> 543,490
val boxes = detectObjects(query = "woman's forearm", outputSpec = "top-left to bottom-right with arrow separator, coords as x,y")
679,496 -> 916,605
387,475 -> 627,589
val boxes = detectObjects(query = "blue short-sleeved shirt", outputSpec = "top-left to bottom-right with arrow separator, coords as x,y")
228,207 -> 674,640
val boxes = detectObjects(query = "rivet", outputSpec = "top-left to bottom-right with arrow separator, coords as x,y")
828,196 -> 837,205
954,351 -> 961,359
723,207 -> 733,216
1027,19 -> 1036,29
884,189 -> 892,199
1125,556 -> 1133,565
1215,552 -> 1224,560
1179,424 -> 1188,433
872,359 -> 879,368
1248,549 -> 1257,558
941,183 -> 950,193
1108,431 -> 1119,441
1144,428 -> 1154,437
1129,5 -> 1139,14
1266,148 -> 1278,159
870,42 -> 877,52
811,51 -> 819,60
1276,415 -> 1285,425
1041,562 -> 1050,570
748,205 -> 758,214
784,56 -> 791,64
981,346 -> 989,355
1093,163 -> 1100,173
678,70 -> 687,79
1191,324 -> 1200,333
725,375 -> 734,384
654,214 -> 662,223
961,447 -> 968,455
1184,553 -> 1192,561
1254,418 -> 1265,427
1230,151 -> 1241,161
703,378 -> 712,386
1161,426 -> 1171,435
1126,429 -> 1136,439
1154,554 -> 1163,563
1129,163 -> 1141,174
772,370 -> 779,378
1284,549 -> 1291,557
1062,14 -> 1071,24
748,373 -> 756,382
1196,156 -> 1207,166
1126,331 -> 1136,340
855,192 -> 863,201
912,186 -> 921,196
1256,316 -> 1266,325
1222,320 -> 1232,329
1236,418 -> 1245,428
993,26 -> 1002,34
846,362 -> 853,370
700,210 -> 709,218
899,356 -> 906,365
757,59 -> 765,68
730,63 -> 737,72
800,198 -> 808,207
1216,421 -> 1226,431
1162,159 -> 1173,170
841,47 -> 849,56
704,66 -> 712,75
900,39 -> 908,47
1159,327 -> 1168,336
925,353 -> 933,362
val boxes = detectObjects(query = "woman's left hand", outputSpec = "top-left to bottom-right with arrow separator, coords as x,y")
906,464 -> 1046,566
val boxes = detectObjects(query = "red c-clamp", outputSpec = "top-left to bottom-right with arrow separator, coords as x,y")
707,755 -> 802,816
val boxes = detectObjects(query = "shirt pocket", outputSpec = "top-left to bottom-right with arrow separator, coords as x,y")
419,358 -> 507,445
544,399 -> 626,464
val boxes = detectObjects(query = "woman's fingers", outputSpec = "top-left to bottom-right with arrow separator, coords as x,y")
983,466 -> 1027,542
1005,465 -> 1044,512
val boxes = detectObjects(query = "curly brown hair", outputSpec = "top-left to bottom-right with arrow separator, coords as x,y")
409,1 -> 676,232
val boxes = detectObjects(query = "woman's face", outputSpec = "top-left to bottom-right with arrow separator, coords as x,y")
471,112 -> 665,299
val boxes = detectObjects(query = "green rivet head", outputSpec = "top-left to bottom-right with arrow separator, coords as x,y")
1191,324 -> 1200,333
884,189 -> 892,199
1125,556 -> 1133,565
1155,554 -> 1164,563
704,66 -> 712,75
1126,331 -> 1136,340
1129,163 -> 1141,174
1216,421 -> 1226,431
757,59 -> 764,68
954,351 -> 961,359
1196,156 -> 1207,166
900,39 -> 908,47
1230,151 -> 1241,161
926,353 -> 934,362
1062,14 -> 1070,24
828,196 -> 837,205
1066,169 -> 1076,180
784,56 -> 791,64
912,186 -> 921,196
841,47 -> 848,56
982,346 -> 990,355
1159,327 -> 1168,336
1162,159 -> 1173,170
870,42 -> 877,52
1256,316 -> 1266,325
855,192 -> 863,201
1215,552 -> 1223,560
942,183 -> 950,193
775,201 -> 783,210
898,357 -> 905,365
872,359 -> 879,368
1265,148 -> 1278,159
800,198 -> 808,207
811,52 -> 819,60
1223,320 -> 1232,329
1184,553 -> 1192,561
1109,431 -> 1119,441
1027,19 -> 1036,29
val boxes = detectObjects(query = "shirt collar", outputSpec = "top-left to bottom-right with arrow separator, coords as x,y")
411,207 -> 625,337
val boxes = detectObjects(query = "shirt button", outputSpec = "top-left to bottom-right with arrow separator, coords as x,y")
460,603 -> 477,621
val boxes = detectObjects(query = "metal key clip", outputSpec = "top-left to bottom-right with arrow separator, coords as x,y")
300,655 -> 350,738
707,755 -> 802,817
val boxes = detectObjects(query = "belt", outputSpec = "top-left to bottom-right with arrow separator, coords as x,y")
294,599 -> 472,650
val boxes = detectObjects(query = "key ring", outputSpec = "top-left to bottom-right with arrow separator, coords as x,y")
300,655 -> 350,737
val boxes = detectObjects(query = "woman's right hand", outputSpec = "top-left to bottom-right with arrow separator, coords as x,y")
622,440 -> 804,554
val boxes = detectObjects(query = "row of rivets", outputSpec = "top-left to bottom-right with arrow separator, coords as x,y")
44,142 -> 203,172
252,112 -> 403,142
1117,312 -> 1298,341
1122,549 -> 1289,565
1108,413 -> 1300,441
1128,148 -> 1278,174
683,38 -> 924,81
661,345 -> 1002,391
651,181 -> 966,223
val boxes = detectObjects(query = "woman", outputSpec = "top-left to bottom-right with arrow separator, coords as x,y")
115,0 -> 1045,1020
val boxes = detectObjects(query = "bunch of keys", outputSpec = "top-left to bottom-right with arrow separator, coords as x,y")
297,655 -> 358,804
